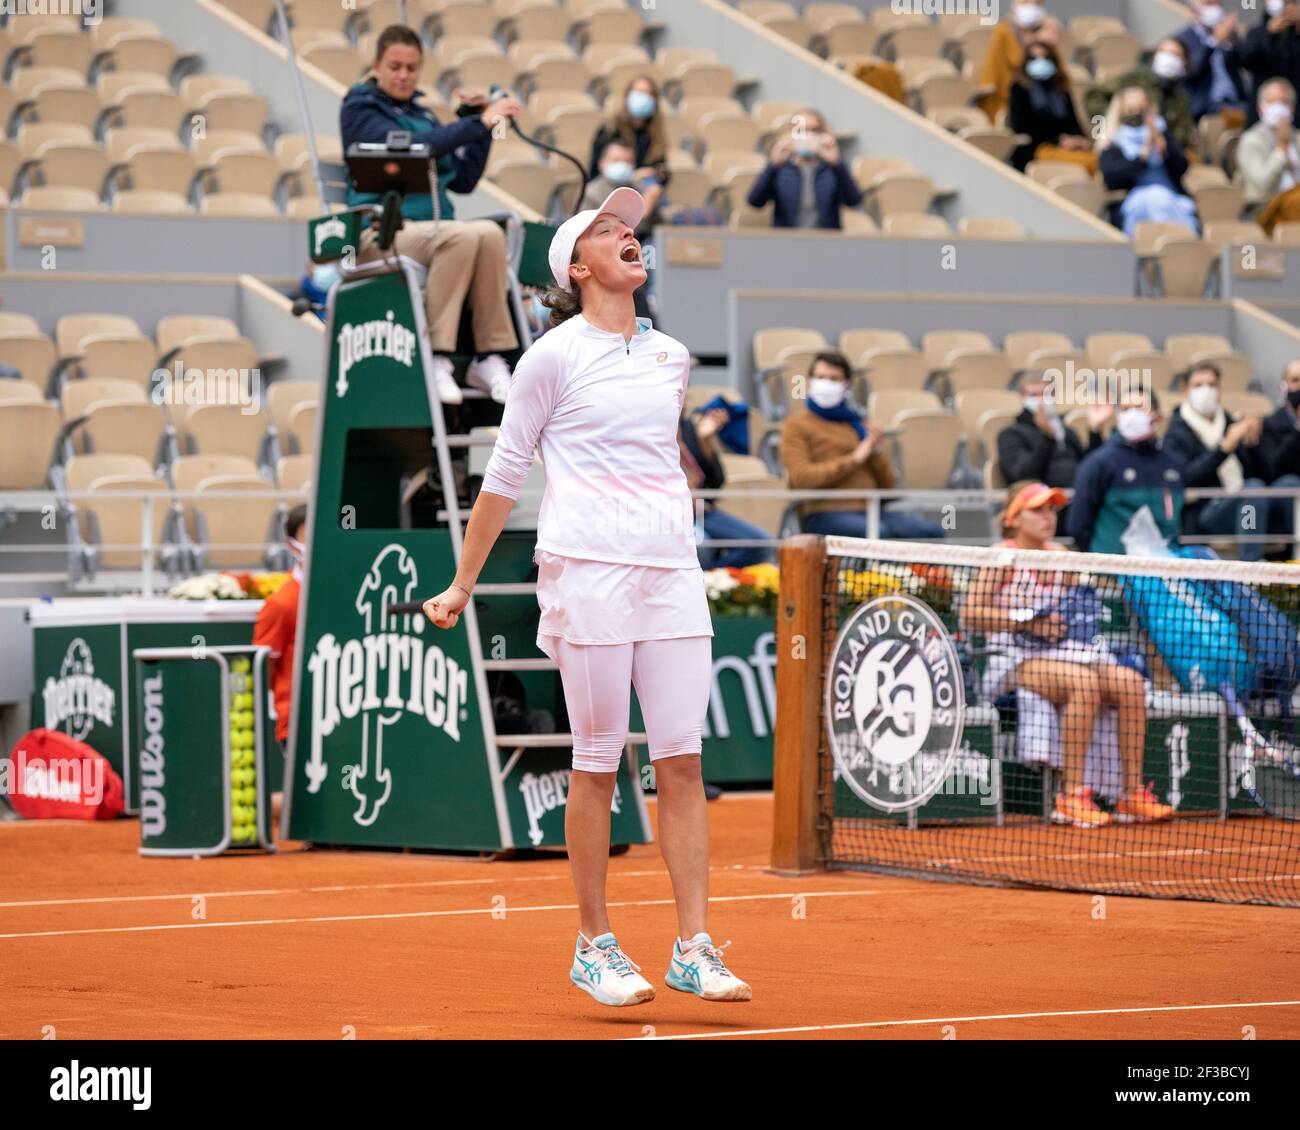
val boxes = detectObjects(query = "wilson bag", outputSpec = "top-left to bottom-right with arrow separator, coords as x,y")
4,728 -> 124,820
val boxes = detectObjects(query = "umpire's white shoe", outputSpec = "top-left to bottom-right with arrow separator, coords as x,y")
665,934 -> 751,1001
570,932 -> 655,1007
465,353 -> 512,403
431,354 -> 462,404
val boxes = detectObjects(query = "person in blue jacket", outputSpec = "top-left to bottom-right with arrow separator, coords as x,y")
745,107 -> 863,229
341,24 -> 524,404
1068,389 -> 1186,554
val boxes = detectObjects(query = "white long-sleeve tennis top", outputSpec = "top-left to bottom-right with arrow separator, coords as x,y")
479,312 -> 699,568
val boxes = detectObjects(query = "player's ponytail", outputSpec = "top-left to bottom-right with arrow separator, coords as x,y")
540,245 -> 582,327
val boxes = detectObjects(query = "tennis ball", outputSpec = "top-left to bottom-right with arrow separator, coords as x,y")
242,787 -> 257,806
231,658 -> 251,674
232,825 -> 254,844
231,804 -> 247,824
236,692 -> 254,710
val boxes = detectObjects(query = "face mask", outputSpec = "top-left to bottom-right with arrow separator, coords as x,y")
287,535 -> 305,569
1288,388 -> 1300,409
1187,384 -> 1220,418
1261,100 -> 1294,128
602,160 -> 635,185
311,263 -> 340,291
626,90 -> 656,119
1013,3 -> 1045,29
794,137 -> 820,157
1198,4 -> 1223,28
1121,113 -> 1146,128
1268,0 -> 1287,15
1025,57 -> 1057,81
1117,407 -> 1154,443
1151,51 -> 1186,81
808,377 -> 847,409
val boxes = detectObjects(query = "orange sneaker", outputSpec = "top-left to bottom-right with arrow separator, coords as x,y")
1052,787 -> 1110,829
1114,782 -> 1175,823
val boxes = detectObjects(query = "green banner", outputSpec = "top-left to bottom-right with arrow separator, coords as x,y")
31,621 -> 122,790
699,617 -> 776,784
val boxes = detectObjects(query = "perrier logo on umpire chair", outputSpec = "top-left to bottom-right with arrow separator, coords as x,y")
285,138 -> 652,852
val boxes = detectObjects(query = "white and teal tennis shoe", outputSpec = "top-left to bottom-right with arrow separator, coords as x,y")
665,934 -> 752,1001
570,933 -> 656,1006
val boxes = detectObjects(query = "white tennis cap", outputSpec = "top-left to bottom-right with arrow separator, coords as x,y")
548,186 -> 646,292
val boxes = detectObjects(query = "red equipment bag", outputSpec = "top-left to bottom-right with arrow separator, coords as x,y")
4,729 -> 124,820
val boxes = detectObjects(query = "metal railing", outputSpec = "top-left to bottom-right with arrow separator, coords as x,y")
2,484 -> 1298,597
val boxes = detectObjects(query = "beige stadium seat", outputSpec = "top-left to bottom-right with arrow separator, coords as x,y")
91,17 -> 161,44
489,161 -> 575,216
857,348 -> 928,394
104,126 -> 181,162
62,378 -> 145,423
285,195 -> 323,218
668,61 -> 737,100
1027,159 -> 1091,187
105,87 -> 186,132
8,12 -> 85,41
1202,220 -> 1267,248
0,138 -> 16,194
1223,391 -> 1274,418
1187,350 -> 1253,392
266,380 -> 318,437
891,410 -> 962,489
170,452 -> 259,526
692,112 -> 762,161
598,60 -> 664,102
101,34 -> 181,78
928,106 -> 988,133
882,213 -> 951,237
922,330 -> 993,372
201,146 -> 281,198
276,453 -> 314,495
21,184 -> 101,211
914,73 -> 982,112
949,24 -> 995,70
78,401 -> 167,464
178,74 -> 252,104
0,402 -> 61,488
878,23 -> 944,61
1087,332 -> 1154,368
219,0 -> 277,32
824,26 -> 883,57
200,192 -> 280,216
190,129 -> 265,166
0,312 -> 41,335
1183,164 -> 1230,193
31,142 -> 108,196
841,209 -> 878,233
683,384 -> 743,412
1080,32 -> 1141,75
15,84 -> 102,132
840,328 -> 911,362
156,316 -> 242,357
183,404 -> 268,461
12,28 -> 97,73
760,17 -> 812,50
1003,332 -> 1075,373
1105,350 -> 1174,394
975,408 -> 1020,465
1164,333 -> 1234,375
118,146 -> 198,198
716,457 -> 786,535
957,126 -> 1018,163
97,71 -> 171,104
301,41 -> 367,87
753,327 -> 828,372
1024,349 -> 1090,383
852,157 -> 917,189
73,335 -> 160,387
1193,183 -> 1244,224
804,3 -> 865,33
116,184 -> 189,213
943,349 -> 1015,395
584,43 -> 651,75
896,56 -> 956,92
577,9 -> 645,49
275,132 -> 343,170
353,0 -> 435,36
1273,222 -> 1300,247
10,66 -> 85,102
15,120 -> 93,158
959,216 -> 1025,239
65,457 -> 172,569
541,110 -> 602,159
288,0 -> 353,34
167,336 -> 260,398
56,314 -> 141,357
1051,177 -> 1106,218
191,91 -> 269,136
190,474 -> 278,568
862,172 -> 936,221
868,389 -> 944,426
0,379 -> 44,403
530,89 -> 597,121
288,401 -> 317,454
1153,236 -> 1218,299
0,333 -> 57,386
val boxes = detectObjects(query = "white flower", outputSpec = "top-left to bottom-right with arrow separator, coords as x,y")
703,569 -> 739,600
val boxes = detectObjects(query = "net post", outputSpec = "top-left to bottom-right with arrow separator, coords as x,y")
770,534 -> 826,876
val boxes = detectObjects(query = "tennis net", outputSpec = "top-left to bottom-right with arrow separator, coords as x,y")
773,535 -> 1300,907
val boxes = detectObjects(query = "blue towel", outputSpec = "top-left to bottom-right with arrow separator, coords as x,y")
697,396 -> 751,455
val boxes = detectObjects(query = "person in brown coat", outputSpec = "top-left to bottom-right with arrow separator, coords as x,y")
779,352 -> 945,540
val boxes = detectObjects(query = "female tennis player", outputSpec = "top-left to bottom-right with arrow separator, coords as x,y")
423,187 -> 750,1007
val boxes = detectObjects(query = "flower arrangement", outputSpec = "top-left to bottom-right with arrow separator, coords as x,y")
704,563 -> 779,617
168,572 -> 291,600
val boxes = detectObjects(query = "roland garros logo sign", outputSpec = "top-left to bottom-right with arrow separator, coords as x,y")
825,595 -> 965,813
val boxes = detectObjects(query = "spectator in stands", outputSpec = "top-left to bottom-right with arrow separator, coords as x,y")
1241,0 -> 1300,126
679,406 -> 772,569
780,351 -> 944,540
1084,38 -> 1196,153
1164,362 -> 1292,560
978,0 -> 1063,123
581,140 -> 663,319
962,480 -> 1173,828
1008,41 -> 1095,173
997,373 -> 1108,524
253,504 -> 307,770
746,109 -> 863,229
1068,388 -> 1186,554
341,25 -> 524,405
1238,79 -> 1300,229
589,75 -> 670,188
1261,360 -> 1300,481
1175,1 -> 1250,123
1099,87 -> 1198,238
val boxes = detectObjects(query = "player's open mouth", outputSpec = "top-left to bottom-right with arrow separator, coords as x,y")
619,244 -> 640,263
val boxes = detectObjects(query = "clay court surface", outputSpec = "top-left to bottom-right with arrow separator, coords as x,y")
3,794 -> 1298,1041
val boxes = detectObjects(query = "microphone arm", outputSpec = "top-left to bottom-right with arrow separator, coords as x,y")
486,85 -> 590,213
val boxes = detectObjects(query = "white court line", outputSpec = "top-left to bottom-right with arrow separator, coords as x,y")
632,1000 -> 1300,1040
0,863 -> 775,911
0,889 -> 889,940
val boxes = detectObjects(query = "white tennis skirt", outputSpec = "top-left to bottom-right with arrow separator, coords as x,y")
534,549 -> 714,661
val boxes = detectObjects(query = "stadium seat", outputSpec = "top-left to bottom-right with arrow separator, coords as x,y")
1003,332 -> 1075,373
104,126 -> 183,162
30,142 -> 109,197
0,333 -> 57,386
183,404 -> 269,462
922,330 -> 993,371
891,410 -> 962,489
199,192 -> 280,216
156,316 -> 243,358
0,402 -> 61,488
943,349 -> 1015,395
100,34 -> 183,79
287,401 -> 317,454
882,213 -> 950,237
69,335 -> 160,388
855,349 -> 928,396
189,474 -> 279,569
77,402 -> 169,465
1164,334 -> 1234,376
64,455 -> 173,571
1087,332 -> 1155,368
61,378 -> 146,424
0,380 -> 44,404
276,453 -> 314,495
266,380 -> 318,438
868,388 -> 944,426
975,408 -> 1019,466
1152,236 -> 1218,299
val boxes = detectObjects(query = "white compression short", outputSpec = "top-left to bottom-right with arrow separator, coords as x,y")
550,635 -> 712,773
